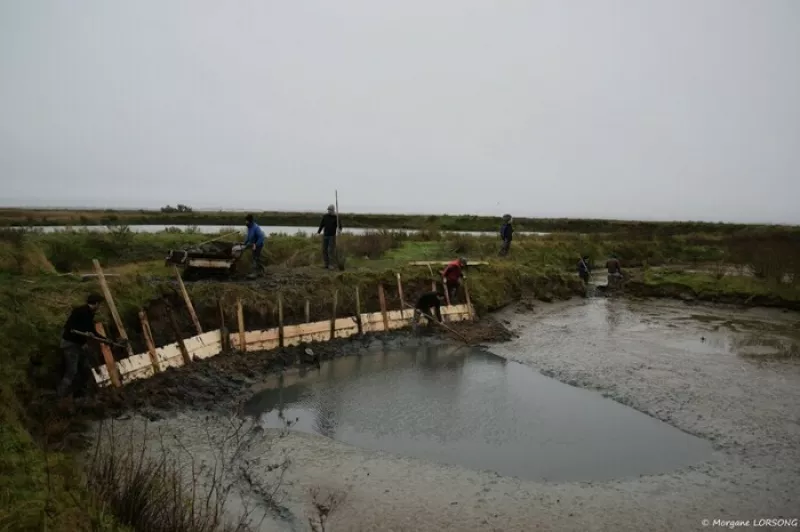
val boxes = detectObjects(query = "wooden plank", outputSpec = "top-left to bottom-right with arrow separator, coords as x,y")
463,279 -> 474,319
138,310 -> 161,373
378,283 -> 389,331
218,299 -> 228,352
92,259 -> 135,359
442,276 -> 452,307
237,298 -> 246,352
396,273 -> 406,319
409,261 -> 488,266
95,322 -> 121,388
330,289 -> 338,340
185,259 -> 233,269
304,299 -> 310,323
278,294 -> 284,348
164,299 -> 192,365
174,266 -> 202,335
354,286 -> 363,335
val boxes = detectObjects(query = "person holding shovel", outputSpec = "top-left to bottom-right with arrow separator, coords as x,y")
441,257 -> 467,302
57,293 -> 108,398
412,289 -> 445,333
317,204 -> 342,270
243,214 -> 266,279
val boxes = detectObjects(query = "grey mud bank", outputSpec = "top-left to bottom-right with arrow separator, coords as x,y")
95,298 -> 800,532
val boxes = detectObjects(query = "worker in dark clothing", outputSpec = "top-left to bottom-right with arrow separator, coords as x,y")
412,290 -> 445,332
57,293 -> 107,398
317,204 -> 341,270
606,253 -> 623,288
441,257 -> 467,302
577,255 -> 591,283
243,214 -> 266,279
499,214 -> 513,256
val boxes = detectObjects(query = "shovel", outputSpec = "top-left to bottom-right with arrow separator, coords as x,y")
70,330 -> 129,349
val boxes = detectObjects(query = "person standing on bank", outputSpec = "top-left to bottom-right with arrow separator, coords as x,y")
499,214 -> 513,256
243,214 -> 266,279
57,293 -> 107,398
578,255 -> 591,283
317,204 -> 342,270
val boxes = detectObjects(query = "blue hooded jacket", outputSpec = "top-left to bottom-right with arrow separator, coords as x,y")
244,222 -> 265,247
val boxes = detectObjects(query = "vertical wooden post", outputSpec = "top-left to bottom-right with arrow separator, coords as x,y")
463,279 -> 474,320
174,266 -> 202,335
92,259 -> 135,358
329,290 -> 338,340
396,273 -> 406,319
95,323 -> 121,388
431,280 -> 437,292
304,299 -> 311,323
442,278 -> 452,307
237,298 -> 246,352
354,286 -> 363,335
163,299 -> 191,365
138,310 -> 161,373
277,294 -> 284,348
218,299 -> 228,352
378,283 -> 389,331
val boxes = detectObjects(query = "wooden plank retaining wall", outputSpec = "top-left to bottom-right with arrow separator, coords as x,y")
90,263 -> 475,387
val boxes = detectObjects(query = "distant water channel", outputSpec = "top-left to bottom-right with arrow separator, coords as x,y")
242,346 -> 712,482
20,224 -> 549,237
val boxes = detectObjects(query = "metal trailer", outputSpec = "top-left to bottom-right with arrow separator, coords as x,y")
165,242 -> 246,280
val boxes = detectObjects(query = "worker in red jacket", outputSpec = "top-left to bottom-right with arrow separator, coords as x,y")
441,257 -> 467,303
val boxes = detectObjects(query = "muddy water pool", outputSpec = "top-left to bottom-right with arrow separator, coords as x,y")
242,345 -> 712,482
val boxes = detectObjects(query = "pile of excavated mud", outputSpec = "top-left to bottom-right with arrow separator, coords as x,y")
448,316 -> 517,344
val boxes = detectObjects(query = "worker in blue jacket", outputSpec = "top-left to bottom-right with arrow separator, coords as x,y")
243,214 -> 266,278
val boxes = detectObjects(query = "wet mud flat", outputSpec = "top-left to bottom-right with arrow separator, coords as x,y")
91,300 -> 800,531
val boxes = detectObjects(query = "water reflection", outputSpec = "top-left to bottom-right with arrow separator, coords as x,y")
242,346 -> 712,482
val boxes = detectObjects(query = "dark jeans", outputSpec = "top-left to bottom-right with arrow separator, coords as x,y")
499,239 -> 511,256
445,280 -> 460,303
322,235 -> 337,268
57,340 -> 92,397
579,271 -> 590,283
251,244 -> 264,274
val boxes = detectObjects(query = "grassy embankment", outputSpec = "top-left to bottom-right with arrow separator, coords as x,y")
3,206 -> 800,235
1,225 -> 799,530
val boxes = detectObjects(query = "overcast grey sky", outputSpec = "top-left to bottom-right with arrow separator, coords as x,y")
1,1 -> 798,222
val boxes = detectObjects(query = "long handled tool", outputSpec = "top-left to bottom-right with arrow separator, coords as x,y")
188,231 -> 241,249
334,190 -> 346,271
403,302 -> 471,344
70,330 -> 129,349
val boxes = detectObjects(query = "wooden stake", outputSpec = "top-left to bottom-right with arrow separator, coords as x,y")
174,266 -> 202,335
164,299 -> 191,365
138,310 -> 161,373
442,277 -> 452,307
355,286 -> 363,335
330,289 -> 338,340
237,298 -> 246,352
95,322 -> 121,387
463,279 -> 474,319
218,299 -> 228,352
92,259 -> 135,359
378,283 -> 389,331
396,273 -> 406,319
431,280 -> 437,292
278,294 -> 284,348
304,299 -> 311,323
